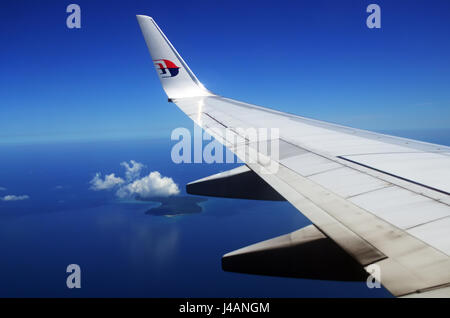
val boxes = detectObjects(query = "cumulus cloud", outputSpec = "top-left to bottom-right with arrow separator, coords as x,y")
116,171 -> 180,199
120,160 -> 145,181
1,194 -> 30,201
90,160 -> 179,199
90,173 -> 125,190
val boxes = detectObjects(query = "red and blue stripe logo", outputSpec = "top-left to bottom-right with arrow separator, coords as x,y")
153,59 -> 180,78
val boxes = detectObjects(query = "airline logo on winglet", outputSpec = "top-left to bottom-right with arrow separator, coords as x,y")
153,59 -> 180,78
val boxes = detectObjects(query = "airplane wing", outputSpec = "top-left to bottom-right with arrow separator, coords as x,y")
137,15 -> 450,297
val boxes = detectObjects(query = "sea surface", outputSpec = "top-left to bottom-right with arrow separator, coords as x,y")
0,130 -> 448,297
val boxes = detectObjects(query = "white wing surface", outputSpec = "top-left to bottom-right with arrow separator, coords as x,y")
137,15 -> 450,297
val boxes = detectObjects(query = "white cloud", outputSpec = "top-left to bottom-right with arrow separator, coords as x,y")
0,187 -> 6,191
90,173 -> 124,190
1,194 -> 30,201
116,171 -> 180,199
90,160 -> 179,199
121,160 -> 145,181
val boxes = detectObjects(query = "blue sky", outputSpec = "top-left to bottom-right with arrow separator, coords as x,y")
1,0 -> 450,143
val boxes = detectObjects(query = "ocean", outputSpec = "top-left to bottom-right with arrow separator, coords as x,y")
1,130 -> 448,297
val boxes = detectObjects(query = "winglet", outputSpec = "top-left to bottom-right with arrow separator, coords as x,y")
136,15 -> 212,99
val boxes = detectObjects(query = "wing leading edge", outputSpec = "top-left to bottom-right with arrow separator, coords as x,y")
137,15 -> 450,297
